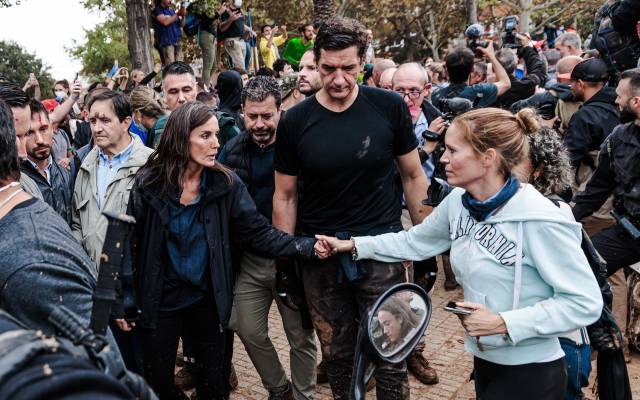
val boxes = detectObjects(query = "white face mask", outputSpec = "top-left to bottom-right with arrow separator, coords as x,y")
233,0 -> 242,8
55,90 -> 67,102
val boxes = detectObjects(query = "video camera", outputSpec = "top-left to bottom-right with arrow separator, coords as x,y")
502,16 -> 522,49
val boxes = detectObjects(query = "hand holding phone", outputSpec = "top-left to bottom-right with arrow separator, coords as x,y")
444,301 -> 474,316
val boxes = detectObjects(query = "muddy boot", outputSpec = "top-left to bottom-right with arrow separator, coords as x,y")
442,255 -> 459,291
175,363 -> 196,391
316,360 -> 328,384
406,352 -> 439,385
268,382 -> 293,400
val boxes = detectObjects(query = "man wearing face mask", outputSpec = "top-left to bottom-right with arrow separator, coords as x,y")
220,0 -> 253,70
218,76 -> 317,400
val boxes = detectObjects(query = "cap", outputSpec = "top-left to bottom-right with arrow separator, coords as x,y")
570,58 -> 609,82
465,23 -> 484,38
281,73 -> 299,98
42,99 -> 60,113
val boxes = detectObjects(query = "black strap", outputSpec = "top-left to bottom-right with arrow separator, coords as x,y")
90,212 -> 136,336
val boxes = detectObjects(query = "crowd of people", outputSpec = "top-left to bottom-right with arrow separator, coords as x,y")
2,0 -> 640,399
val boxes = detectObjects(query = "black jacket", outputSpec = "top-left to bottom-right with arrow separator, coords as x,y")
573,122 -> 640,220
497,46 -> 548,109
421,100 -> 443,125
612,0 -> 640,37
563,86 -> 619,167
20,158 -> 72,225
127,168 -> 316,329
511,82 -> 573,119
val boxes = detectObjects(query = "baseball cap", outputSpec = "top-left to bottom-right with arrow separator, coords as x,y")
281,73 -> 299,98
42,99 -> 60,113
465,23 -> 484,38
570,58 -> 609,82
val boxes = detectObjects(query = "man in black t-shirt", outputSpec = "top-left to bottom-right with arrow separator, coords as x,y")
274,17 -> 428,399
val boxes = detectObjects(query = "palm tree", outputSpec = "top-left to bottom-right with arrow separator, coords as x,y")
313,0 -> 335,25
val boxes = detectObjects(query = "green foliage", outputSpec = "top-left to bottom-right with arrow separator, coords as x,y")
0,40 -> 54,97
67,0 -> 130,77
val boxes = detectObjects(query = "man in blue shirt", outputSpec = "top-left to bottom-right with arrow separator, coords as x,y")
431,44 -> 511,112
153,0 -> 185,64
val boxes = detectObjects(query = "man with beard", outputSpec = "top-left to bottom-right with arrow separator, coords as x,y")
218,76 -> 317,400
573,67 -> 640,278
0,82 -> 43,200
282,24 -> 315,70
20,99 -> 72,225
563,58 -> 619,190
297,49 -> 322,96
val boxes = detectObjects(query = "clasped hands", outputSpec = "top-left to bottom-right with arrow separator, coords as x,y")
312,235 -> 354,259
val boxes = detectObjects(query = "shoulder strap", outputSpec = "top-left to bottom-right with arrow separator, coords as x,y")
513,222 -> 524,310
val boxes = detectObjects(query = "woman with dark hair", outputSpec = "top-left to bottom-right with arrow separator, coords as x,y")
216,70 -> 244,130
376,296 -> 420,353
123,101 -> 328,399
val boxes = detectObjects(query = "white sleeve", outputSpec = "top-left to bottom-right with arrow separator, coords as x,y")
353,194 -> 454,262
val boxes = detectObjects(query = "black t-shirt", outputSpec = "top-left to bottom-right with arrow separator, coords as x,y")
274,85 -> 417,235
220,9 -> 245,39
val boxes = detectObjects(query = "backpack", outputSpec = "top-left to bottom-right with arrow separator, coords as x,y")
183,4 -> 201,37
216,111 -> 241,148
593,1 -> 640,74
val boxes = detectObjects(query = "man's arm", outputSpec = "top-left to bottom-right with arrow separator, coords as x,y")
572,139 -> 617,221
219,12 -> 237,32
396,150 -> 430,224
517,44 -> 547,88
479,43 -> 511,96
50,81 -> 82,125
272,172 -> 298,234
156,12 -> 178,26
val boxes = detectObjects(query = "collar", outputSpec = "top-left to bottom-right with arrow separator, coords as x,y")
98,136 -> 134,164
25,155 -> 53,173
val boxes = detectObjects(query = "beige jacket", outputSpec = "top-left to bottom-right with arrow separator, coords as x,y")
71,136 -> 153,264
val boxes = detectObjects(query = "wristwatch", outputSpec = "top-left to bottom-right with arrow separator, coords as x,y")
422,130 -> 440,142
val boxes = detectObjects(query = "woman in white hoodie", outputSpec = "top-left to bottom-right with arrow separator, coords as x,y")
317,108 -> 602,400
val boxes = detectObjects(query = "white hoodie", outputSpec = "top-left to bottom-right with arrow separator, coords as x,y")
355,184 -> 602,365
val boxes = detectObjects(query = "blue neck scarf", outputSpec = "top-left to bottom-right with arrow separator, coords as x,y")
461,176 -> 520,222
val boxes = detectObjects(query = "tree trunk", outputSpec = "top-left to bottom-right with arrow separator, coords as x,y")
466,0 -> 478,24
518,0 -> 533,33
313,0 -> 336,26
125,0 -> 154,72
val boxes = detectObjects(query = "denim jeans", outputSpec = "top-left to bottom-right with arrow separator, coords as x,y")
559,337 -> 592,400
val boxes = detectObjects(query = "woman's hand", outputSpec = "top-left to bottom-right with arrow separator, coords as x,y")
313,240 -> 331,259
115,318 -> 135,332
456,302 -> 508,337
315,235 -> 354,254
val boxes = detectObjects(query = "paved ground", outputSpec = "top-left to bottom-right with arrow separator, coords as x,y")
228,274 -> 640,399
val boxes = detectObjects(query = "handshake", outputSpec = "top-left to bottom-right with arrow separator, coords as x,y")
312,235 -> 356,259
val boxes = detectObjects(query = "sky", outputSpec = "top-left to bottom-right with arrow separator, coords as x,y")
0,0 -> 105,81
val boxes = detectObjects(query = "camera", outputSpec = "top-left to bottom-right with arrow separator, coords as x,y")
502,16 -> 521,49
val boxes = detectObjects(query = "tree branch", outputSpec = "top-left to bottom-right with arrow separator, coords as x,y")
532,0 -> 580,30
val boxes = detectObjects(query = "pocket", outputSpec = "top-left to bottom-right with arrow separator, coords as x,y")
464,286 -> 510,349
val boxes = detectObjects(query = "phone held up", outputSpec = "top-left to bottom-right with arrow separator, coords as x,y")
444,301 -> 474,316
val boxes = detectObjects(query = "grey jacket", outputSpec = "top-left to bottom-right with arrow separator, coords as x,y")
19,173 -> 43,200
0,199 -> 96,335
72,136 -> 153,264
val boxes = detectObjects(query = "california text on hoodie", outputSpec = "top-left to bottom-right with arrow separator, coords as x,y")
354,184 -> 603,365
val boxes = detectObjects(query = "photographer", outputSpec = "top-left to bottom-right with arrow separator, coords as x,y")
431,44 -> 511,112
573,67 -> 640,275
495,34 -> 548,109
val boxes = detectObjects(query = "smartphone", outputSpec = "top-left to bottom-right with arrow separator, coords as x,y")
444,301 -> 474,315
74,72 -> 79,82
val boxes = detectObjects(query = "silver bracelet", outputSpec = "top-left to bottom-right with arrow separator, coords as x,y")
351,238 -> 358,261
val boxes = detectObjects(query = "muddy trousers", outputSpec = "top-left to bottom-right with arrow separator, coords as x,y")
301,257 -> 410,400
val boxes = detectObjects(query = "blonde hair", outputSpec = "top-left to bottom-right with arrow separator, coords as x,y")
453,107 -> 540,178
130,85 -> 165,119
